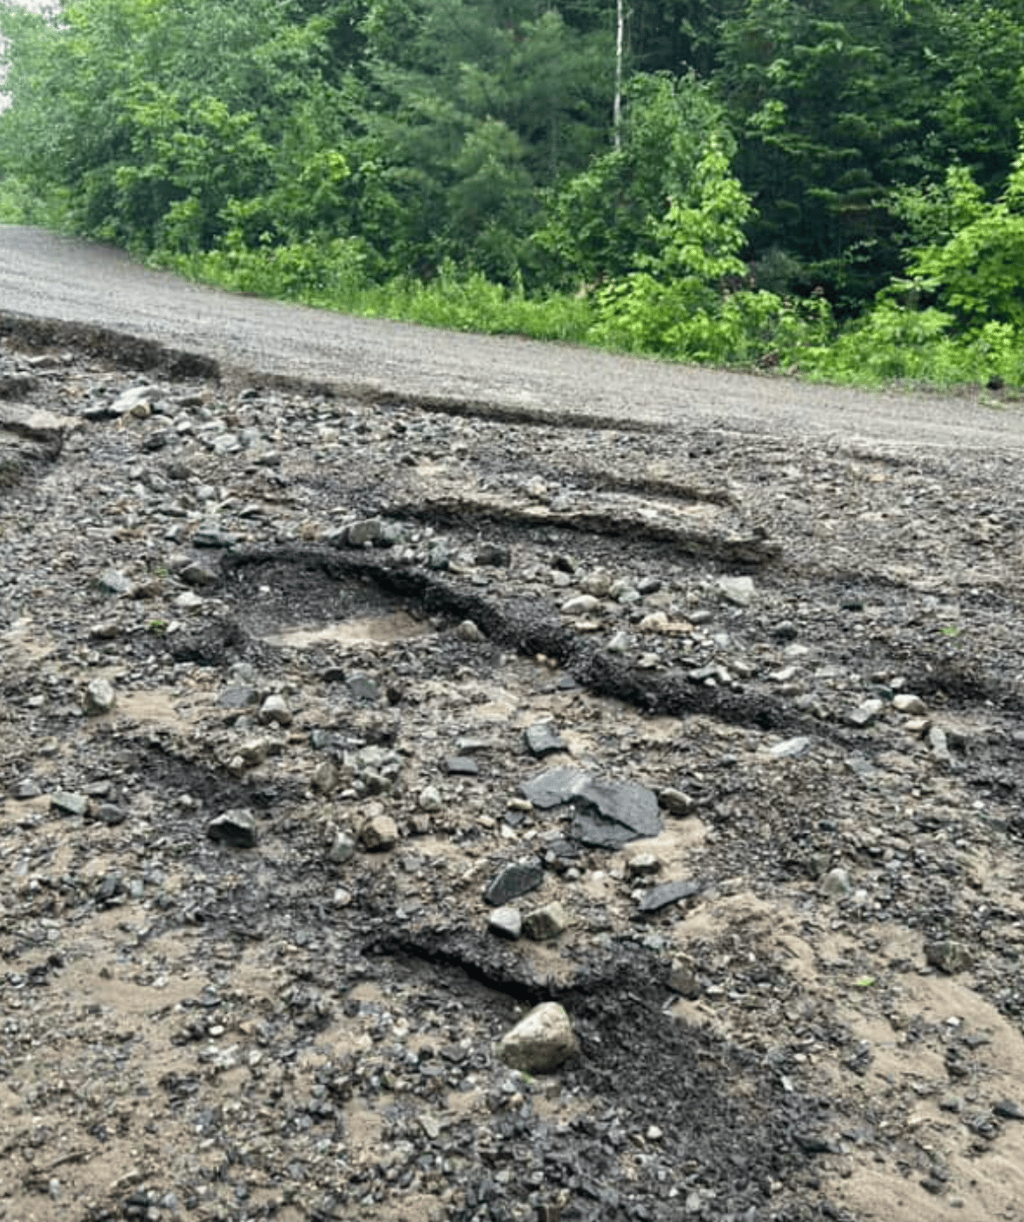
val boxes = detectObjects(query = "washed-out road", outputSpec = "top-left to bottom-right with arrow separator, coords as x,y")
1,223 -> 1020,452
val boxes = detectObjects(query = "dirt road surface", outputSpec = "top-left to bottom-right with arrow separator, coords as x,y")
2,224 -> 1022,452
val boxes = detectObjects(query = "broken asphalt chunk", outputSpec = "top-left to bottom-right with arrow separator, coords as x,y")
521,767 -> 663,847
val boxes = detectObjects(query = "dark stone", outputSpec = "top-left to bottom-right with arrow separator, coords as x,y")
524,723 -> 565,757
570,779 -> 662,848
521,767 -> 591,810
924,939 -> 973,974
993,1099 -> 1024,1120
207,809 -> 258,848
484,860 -> 544,906
637,878 -> 704,912
94,803 -> 127,826
475,543 -> 511,567
192,527 -> 239,548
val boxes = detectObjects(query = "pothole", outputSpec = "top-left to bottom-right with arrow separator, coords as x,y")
263,610 -> 431,649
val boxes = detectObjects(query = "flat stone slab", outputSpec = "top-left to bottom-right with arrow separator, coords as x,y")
521,767 -> 663,847
520,766 -> 591,809
570,778 -> 663,847
524,722 -> 566,757
637,878 -> 704,912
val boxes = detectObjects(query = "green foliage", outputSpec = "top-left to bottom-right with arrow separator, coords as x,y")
535,73 -> 733,286
4,0 -> 1024,390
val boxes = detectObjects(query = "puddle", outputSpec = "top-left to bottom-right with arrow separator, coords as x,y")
264,611 -> 430,649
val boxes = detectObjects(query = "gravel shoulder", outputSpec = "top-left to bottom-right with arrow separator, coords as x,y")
3,238 -> 1024,1222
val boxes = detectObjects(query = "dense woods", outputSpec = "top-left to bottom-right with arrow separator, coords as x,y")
3,0 -> 1024,386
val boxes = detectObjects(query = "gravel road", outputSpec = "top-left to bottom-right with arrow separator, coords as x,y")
8,226 -> 1024,1222
2,224 -> 1021,452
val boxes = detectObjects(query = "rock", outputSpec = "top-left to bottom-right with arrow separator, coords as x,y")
178,561 -> 219,587
717,575 -> 755,607
475,543 -> 510,567
561,594 -> 600,615
925,939 -> 973,974
84,677 -> 116,715
847,698 -> 884,728
570,779 -> 662,848
359,811 -> 398,851
637,878 -> 703,912
418,784 -> 443,811
207,809 -> 258,848
928,725 -> 953,764
497,1002 -> 578,1074
524,723 -> 565,757
192,526 -> 239,548
763,736 -> 811,759
484,860 -> 544,905
50,791 -> 90,818
93,803 -> 127,826
446,755 -> 479,776
236,737 -> 274,766
109,385 -> 153,416
638,611 -> 669,632
819,867 -> 853,899
660,788 -> 695,815
993,1100 -> 1024,1121
488,906 -> 522,939
668,959 -> 702,998
627,852 -> 661,877
456,619 -> 486,641
521,766 -> 591,809
336,518 -> 388,547
259,694 -> 292,726
894,692 -> 927,715
328,830 -> 358,864
579,569 -> 612,597
523,901 -> 569,941
347,673 -> 381,702
312,760 -> 338,794
218,684 -> 260,709
96,567 -> 135,596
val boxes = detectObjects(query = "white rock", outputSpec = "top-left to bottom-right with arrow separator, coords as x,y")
893,692 -> 927,715
497,1002 -> 578,1074
717,575 -> 755,607
561,594 -> 599,615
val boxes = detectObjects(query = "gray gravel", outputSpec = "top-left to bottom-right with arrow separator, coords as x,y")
2,224 -> 1023,452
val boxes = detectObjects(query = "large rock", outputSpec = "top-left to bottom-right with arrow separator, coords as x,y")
521,767 -> 663,847
570,778 -> 662,847
497,1002 -> 578,1074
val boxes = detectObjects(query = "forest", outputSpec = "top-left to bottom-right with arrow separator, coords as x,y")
2,0 -> 1024,388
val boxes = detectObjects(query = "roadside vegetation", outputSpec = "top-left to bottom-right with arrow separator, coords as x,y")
3,0 -> 1024,390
